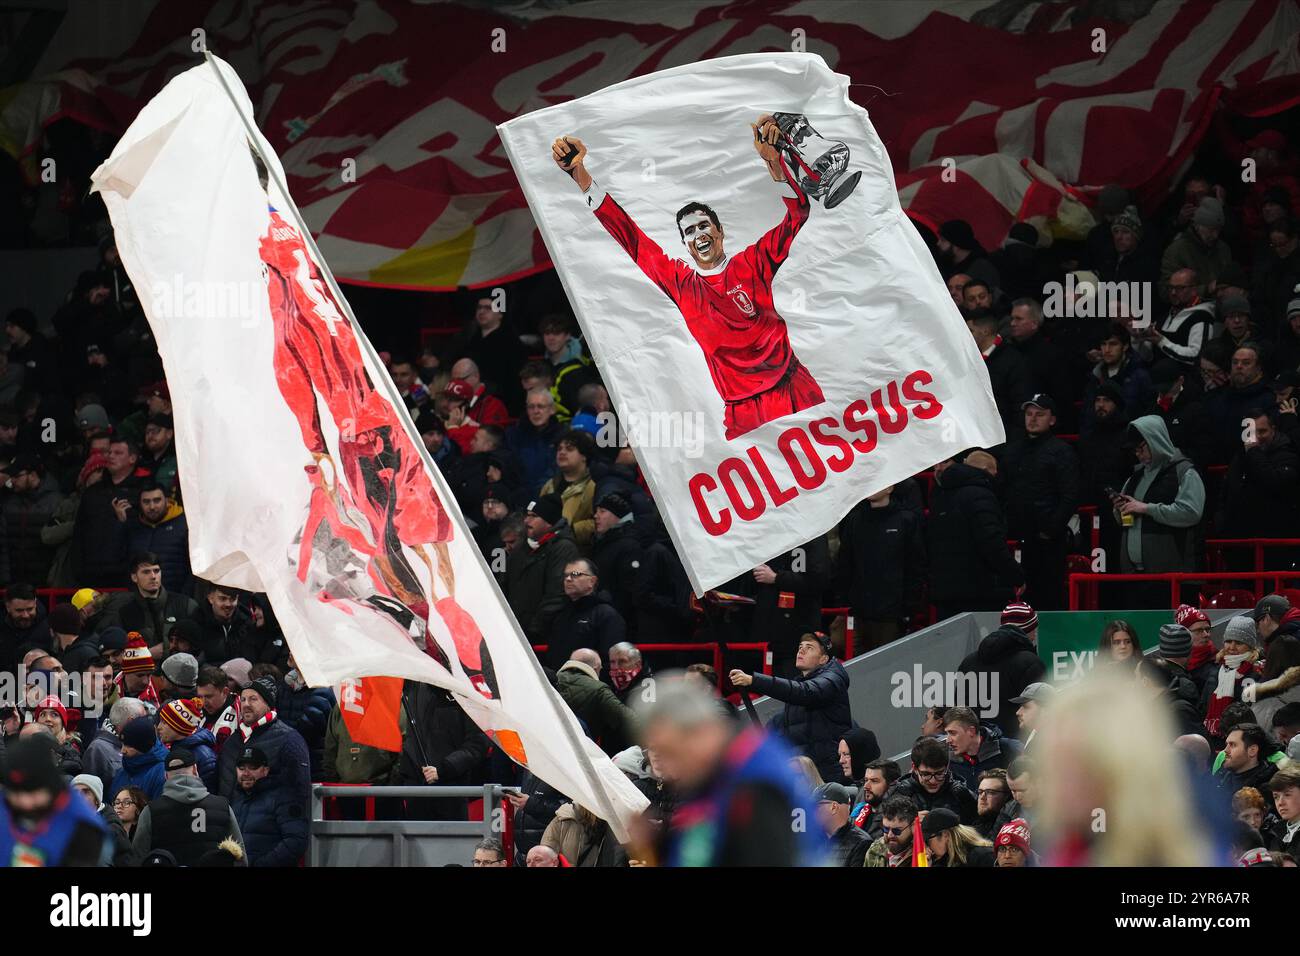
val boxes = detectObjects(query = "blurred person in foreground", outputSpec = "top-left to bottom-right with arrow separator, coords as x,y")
638,676 -> 818,866
1035,668 -> 1216,865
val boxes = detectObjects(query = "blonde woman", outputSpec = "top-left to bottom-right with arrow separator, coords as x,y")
1036,667 -> 1213,866
790,756 -> 824,792
920,809 -> 994,867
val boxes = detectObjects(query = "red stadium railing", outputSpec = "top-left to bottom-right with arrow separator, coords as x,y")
1204,538 -> 1300,572
532,641 -> 771,688
1068,571 -> 1300,611
35,587 -> 127,611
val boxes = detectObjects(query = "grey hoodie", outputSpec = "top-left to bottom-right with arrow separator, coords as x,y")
131,772 -> 244,855
1121,415 -> 1205,569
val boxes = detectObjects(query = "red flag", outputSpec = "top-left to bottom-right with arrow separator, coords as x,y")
339,677 -> 404,752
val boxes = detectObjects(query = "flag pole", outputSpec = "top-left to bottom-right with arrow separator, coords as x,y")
199,50 -> 630,838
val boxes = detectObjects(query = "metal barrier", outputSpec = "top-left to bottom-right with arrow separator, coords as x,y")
532,641 -> 772,686
1068,571 -> 1300,610
309,784 -> 507,867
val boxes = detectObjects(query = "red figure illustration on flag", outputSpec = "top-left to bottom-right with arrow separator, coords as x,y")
552,115 -> 827,440
253,152 -> 496,700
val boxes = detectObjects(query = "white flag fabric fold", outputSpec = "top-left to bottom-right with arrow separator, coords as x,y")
90,56 -> 646,837
499,53 -> 1005,594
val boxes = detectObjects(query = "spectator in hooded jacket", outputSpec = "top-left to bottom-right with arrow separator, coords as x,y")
110,716 -> 168,800
835,484 -> 926,650
730,631 -> 851,782
926,452 -> 1023,620
1114,416 -> 1205,595
1001,394 -> 1079,611
958,602 -> 1047,738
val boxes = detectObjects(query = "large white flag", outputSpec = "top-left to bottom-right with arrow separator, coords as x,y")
90,56 -> 646,836
499,53 -> 1004,594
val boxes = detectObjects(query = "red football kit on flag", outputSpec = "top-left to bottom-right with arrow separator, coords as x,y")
259,207 -> 496,699
587,159 -> 825,440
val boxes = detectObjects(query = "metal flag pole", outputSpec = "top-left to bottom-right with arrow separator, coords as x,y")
200,50 -> 628,836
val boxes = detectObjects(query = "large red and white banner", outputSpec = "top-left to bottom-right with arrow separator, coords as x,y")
89,57 -> 646,834
500,53 -> 1004,593
8,0 -> 1299,289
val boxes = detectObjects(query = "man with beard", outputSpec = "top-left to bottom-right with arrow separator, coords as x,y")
122,482 -> 190,596
0,736 -> 107,866
1138,267 -> 1215,368
1215,724 -> 1278,802
936,219 -> 1000,290
102,552 -> 199,659
864,796 -> 919,868
974,769 -> 1013,839
196,665 -> 241,753
850,757 -> 898,841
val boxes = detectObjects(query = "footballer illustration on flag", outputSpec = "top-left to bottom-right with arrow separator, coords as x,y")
500,53 -> 1006,594
551,110 -> 850,441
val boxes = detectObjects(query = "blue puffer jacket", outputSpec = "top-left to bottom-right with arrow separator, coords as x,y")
110,740 -> 168,800
750,659 -> 853,783
230,773 -> 309,867
277,683 -> 335,780
176,728 -> 219,792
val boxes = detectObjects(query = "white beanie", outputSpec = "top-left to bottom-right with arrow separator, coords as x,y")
71,773 -> 104,809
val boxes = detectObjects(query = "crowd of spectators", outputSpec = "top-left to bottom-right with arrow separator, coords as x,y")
1,122 -> 1299,866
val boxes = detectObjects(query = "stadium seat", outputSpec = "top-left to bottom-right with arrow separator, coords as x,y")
1200,589 -> 1257,610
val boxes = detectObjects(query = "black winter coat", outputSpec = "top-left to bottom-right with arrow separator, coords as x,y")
1218,432 -> 1300,538
1001,433 -> 1080,539
505,520 -> 581,641
926,463 -> 1023,608
751,658 -> 852,782
103,587 -> 198,652
230,774 -> 309,866
124,507 -> 191,595
217,717 -> 311,810
985,342 -> 1034,433
958,626 -> 1046,738
590,522 -> 645,632
1,477 -> 62,587
277,683 -> 335,780
732,536 -> 829,668
835,498 -> 926,622
398,682 -> 490,820
192,604 -> 254,664
634,540 -> 694,642
885,772 -> 979,825
543,590 -> 626,669
72,474 -> 141,586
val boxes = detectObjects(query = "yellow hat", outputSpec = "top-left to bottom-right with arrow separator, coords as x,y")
70,588 -> 100,611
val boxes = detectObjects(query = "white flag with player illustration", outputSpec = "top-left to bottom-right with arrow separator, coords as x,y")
499,53 -> 1004,594
89,56 -> 646,837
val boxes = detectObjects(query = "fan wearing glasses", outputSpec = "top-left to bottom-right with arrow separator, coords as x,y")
542,557 -> 626,669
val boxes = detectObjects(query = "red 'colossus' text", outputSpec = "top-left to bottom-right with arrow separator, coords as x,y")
688,369 -> 943,535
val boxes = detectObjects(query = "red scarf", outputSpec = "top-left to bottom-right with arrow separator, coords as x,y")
1187,642 -> 1217,674
239,709 -> 278,741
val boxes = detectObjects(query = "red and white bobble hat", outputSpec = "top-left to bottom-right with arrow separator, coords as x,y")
160,697 -> 203,739
1001,601 -> 1038,633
